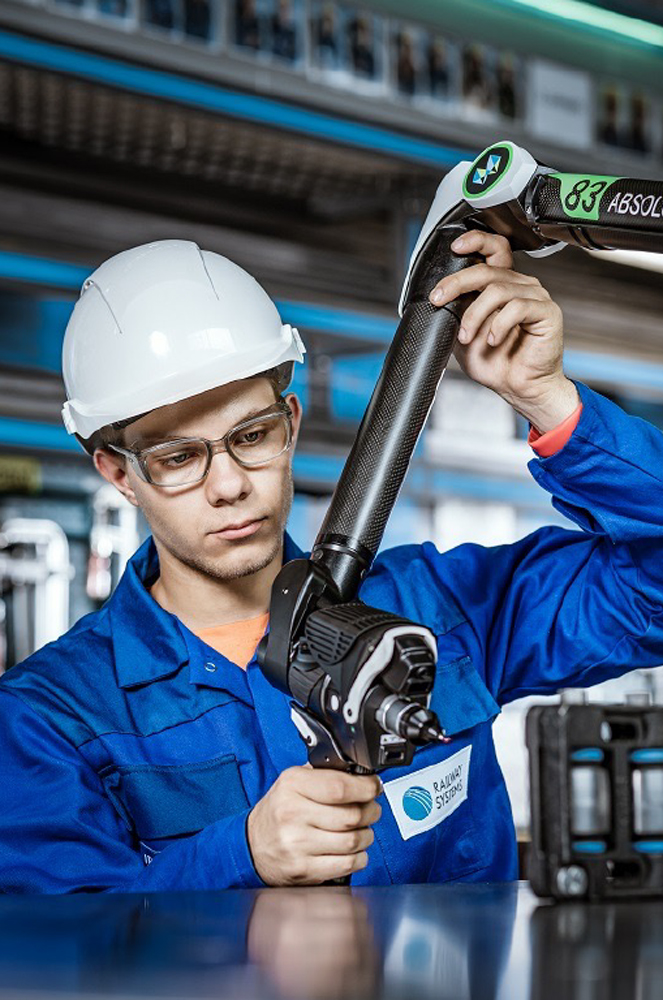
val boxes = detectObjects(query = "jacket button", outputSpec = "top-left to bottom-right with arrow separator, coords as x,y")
204,661 -> 217,673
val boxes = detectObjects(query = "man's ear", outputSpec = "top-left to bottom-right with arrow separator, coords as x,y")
285,393 -> 303,447
93,449 -> 140,507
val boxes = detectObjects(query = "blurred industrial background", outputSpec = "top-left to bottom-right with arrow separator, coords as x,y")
0,0 -> 662,833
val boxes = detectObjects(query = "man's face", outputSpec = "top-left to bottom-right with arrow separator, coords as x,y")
105,379 -> 301,584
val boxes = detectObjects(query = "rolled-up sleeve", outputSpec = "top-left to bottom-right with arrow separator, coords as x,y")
413,383 -> 663,703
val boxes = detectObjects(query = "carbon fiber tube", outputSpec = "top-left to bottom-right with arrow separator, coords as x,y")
530,173 -> 663,251
311,227 -> 477,600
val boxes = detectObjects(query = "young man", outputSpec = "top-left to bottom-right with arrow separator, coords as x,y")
1,233 -> 662,893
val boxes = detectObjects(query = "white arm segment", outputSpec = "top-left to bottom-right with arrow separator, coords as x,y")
398,142 -> 565,316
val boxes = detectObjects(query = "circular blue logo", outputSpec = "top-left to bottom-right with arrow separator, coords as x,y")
402,786 -> 433,821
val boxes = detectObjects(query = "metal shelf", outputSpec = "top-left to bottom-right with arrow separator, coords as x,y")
1,4 -> 662,178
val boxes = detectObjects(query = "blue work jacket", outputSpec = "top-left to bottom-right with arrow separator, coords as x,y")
1,382 -> 663,894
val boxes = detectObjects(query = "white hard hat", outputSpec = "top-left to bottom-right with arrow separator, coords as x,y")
61,239 -> 306,440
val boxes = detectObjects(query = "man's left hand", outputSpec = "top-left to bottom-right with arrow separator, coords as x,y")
428,229 -> 580,434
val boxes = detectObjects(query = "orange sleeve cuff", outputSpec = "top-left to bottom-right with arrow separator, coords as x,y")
528,403 -> 583,458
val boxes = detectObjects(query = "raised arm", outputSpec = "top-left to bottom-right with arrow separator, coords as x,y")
415,230 -> 663,702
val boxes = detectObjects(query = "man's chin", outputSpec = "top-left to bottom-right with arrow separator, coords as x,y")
198,530 -> 282,582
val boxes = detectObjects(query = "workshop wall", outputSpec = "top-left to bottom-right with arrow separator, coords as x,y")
0,0 -> 662,833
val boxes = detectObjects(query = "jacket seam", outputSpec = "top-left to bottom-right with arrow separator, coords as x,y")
75,699 -> 242,750
1,686 -> 242,758
538,429 -> 663,487
500,617 -> 661,702
0,686 -> 94,752
499,548 -> 663,703
99,752 -> 237,778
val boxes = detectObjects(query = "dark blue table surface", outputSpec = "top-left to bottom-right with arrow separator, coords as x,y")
0,881 -> 660,999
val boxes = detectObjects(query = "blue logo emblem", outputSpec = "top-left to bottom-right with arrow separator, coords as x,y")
472,153 -> 502,187
402,786 -> 433,821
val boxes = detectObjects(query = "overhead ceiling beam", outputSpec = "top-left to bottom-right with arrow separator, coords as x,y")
0,29 -> 471,171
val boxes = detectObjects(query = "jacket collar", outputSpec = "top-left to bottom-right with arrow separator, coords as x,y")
109,532 -> 305,690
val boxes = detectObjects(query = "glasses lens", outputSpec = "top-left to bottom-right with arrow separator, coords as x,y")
229,413 -> 290,467
145,441 -> 208,486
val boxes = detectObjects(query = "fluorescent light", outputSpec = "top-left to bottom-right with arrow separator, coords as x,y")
498,0 -> 663,50
588,249 -> 663,274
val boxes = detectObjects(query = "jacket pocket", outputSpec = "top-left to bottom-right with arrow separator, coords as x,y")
377,736 -> 487,883
374,650 -> 498,884
101,753 -> 248,842
430,653 -> 500,737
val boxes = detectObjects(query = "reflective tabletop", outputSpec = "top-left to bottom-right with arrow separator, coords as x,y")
0,882 -> 660,999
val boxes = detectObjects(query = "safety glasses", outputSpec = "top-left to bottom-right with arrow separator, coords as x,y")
109,399 -> 293,487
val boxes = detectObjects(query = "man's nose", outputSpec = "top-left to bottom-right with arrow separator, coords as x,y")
204,448 -> 251,504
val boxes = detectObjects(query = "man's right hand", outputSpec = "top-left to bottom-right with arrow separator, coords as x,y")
247,766 -> 382,886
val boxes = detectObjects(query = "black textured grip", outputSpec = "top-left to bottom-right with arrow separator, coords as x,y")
532,173 -> 663,251
310,227 -> 478,598
316,300 -> 458,556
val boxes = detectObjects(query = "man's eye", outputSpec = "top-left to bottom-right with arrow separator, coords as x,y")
237,429 -> 266,446
160,451 -> 196,467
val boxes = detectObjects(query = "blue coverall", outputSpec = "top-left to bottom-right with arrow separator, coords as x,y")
1,381 -> 662,893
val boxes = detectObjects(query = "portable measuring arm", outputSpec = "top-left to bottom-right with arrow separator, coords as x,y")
258,141 -> 663,776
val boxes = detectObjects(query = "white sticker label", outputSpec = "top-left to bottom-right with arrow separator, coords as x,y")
382,745 -> 472,841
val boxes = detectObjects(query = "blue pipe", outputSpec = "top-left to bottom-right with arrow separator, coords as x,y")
0,29 -> 471,169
